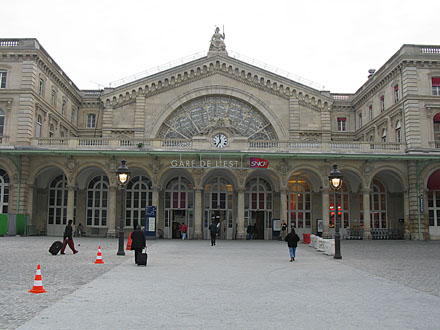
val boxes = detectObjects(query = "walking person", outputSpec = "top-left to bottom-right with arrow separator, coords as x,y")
61,219 -> 78,255
131,224 -> 146,264
246,224 -> 253,240
285,228 -> 300,262
209,220 -> 218,246
280,221 -> 288,241
180,222 -> 188,240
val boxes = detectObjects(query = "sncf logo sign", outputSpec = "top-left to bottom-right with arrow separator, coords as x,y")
249,157 -> 269,168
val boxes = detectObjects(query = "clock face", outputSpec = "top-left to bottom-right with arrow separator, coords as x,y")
213,133 -> 228,148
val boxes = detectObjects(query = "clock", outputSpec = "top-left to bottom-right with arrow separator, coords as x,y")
213,133 -> 228,148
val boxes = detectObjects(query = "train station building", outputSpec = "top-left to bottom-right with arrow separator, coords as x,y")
1,31 -> 440,240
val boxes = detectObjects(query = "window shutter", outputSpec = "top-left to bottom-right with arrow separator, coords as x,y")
434,113 -> 440,123
337,117 -> 346,122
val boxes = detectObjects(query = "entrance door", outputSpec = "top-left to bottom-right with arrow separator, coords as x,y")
172,210 -> 186,239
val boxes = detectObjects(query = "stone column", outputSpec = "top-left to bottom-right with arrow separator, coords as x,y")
403,190 -> 410,239
362,188 -> 371,239
280,187 -> 288,228
66,185 -> 75,223
27,184 -> 34,225
193,187 -> 203,239
152,185 -> 160,236
321,189 -> 330,238
107,185 -> 117,237
237,188 -> 245,239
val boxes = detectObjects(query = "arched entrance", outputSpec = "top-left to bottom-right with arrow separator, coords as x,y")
164,176 -> 194,239
287,176 -> 312,237
204,176 -> 234,240
427,169 -> 440,238
245,177 -> 273,239
0,168 -> 9,214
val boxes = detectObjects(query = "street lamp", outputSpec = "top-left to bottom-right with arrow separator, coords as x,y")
329,163 -> 343,259
116,160 -> 130,256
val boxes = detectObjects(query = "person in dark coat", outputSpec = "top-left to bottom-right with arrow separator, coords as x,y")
246,224 -> 253,240
61,219 -> 78,254
209,220 -> 218,246
285,228 -> 300,262
131,225 -> 146,264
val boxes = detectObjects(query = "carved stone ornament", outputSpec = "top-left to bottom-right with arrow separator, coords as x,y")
65,156 -> 78,174
192,168 -> 204,186
148,157 -> 163,174
361,161 -> 373,176
236,169 -> 247,186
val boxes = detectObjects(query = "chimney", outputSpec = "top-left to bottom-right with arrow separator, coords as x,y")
368,69 -> 376,79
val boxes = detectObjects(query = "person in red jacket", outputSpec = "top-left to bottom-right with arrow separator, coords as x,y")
180,222 -> 188,240
61,220 -> 78,255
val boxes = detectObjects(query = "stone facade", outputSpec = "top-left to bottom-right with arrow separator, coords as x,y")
1,36 -> 440,240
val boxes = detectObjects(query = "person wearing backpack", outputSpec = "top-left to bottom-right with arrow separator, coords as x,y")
285,228 -> 300,262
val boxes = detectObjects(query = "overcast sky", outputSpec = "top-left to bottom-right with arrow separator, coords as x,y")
2,0 -> 440,93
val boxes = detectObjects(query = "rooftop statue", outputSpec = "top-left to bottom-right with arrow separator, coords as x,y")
209,26 -> 226,52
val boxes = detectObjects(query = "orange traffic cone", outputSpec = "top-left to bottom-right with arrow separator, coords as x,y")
126,232 -> 132,250
29,264 -> 46,294
94,246 -> 104,264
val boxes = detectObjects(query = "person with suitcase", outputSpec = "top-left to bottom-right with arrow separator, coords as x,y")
131,224 -> 146,265
60,219 -> 78,255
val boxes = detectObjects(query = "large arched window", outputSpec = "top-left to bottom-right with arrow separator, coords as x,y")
126,175 -> 153,228
427,170 -> 440,228
0,168 -> 9,213
157,95 -> 277,141
245,177 -> 273,235
288,177 -> 312,230
370,180 -> 387,229
48,175 -> 68,225
86,175 -> 109,227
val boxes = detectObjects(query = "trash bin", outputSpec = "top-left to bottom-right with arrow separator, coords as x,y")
302,233 -> 311,244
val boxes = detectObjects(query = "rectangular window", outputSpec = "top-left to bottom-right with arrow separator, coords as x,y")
380,96 -> 385,112
86,114 -> 96,128
359,113 -> 363,128
369,105 -> 373,120
394,84 -> 399,103
39,78 -> 44,96
0,70 -> 7,88
62,100 -> 66,116
432,77 -> 440,96
337,117 -> 346,131
51,89 -> 56,106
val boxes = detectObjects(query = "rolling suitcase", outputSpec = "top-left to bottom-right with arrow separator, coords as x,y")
137,248 -> 147,266
49,240 -> 63,255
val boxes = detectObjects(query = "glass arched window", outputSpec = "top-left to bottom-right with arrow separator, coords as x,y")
370,180 -> 387,229
245,177 -> 273,232
288,177 -> 312,229
0,109 -> 5,137
36,115 -> 42,138
329,182 -> 350,229
48,175 -> 68,225
0,168 -> 9,213
86,175 -> 109,227
126,176 -> 153,228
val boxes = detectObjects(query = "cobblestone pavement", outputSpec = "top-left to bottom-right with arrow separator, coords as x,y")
2,237 -> 440,329
337,240 -> 440,297
0,236 -> 130,330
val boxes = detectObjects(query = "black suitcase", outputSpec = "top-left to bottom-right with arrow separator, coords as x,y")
49,240 -> 63,255
137,250 -> 147,266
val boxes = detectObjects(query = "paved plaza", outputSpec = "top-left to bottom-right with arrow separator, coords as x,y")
0,236 -> 439,330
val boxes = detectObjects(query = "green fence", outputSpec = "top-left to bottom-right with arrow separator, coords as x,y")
0,214 -> 7,236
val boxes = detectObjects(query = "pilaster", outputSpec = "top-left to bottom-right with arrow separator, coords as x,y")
321,189 -> 330,238
101,104 -> 113,138
361,188 -> 371,239
107,185 -> 117,237
237,187 -> 245,240
134,95 -> 145,138
193,187 -> 203,239
402,66 -> 421,149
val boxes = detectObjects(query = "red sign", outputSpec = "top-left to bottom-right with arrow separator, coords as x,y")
249,157 -> 269,168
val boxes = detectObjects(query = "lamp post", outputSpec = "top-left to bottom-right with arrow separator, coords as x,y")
329,163 -> 343,259
116,160 -> 130,256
